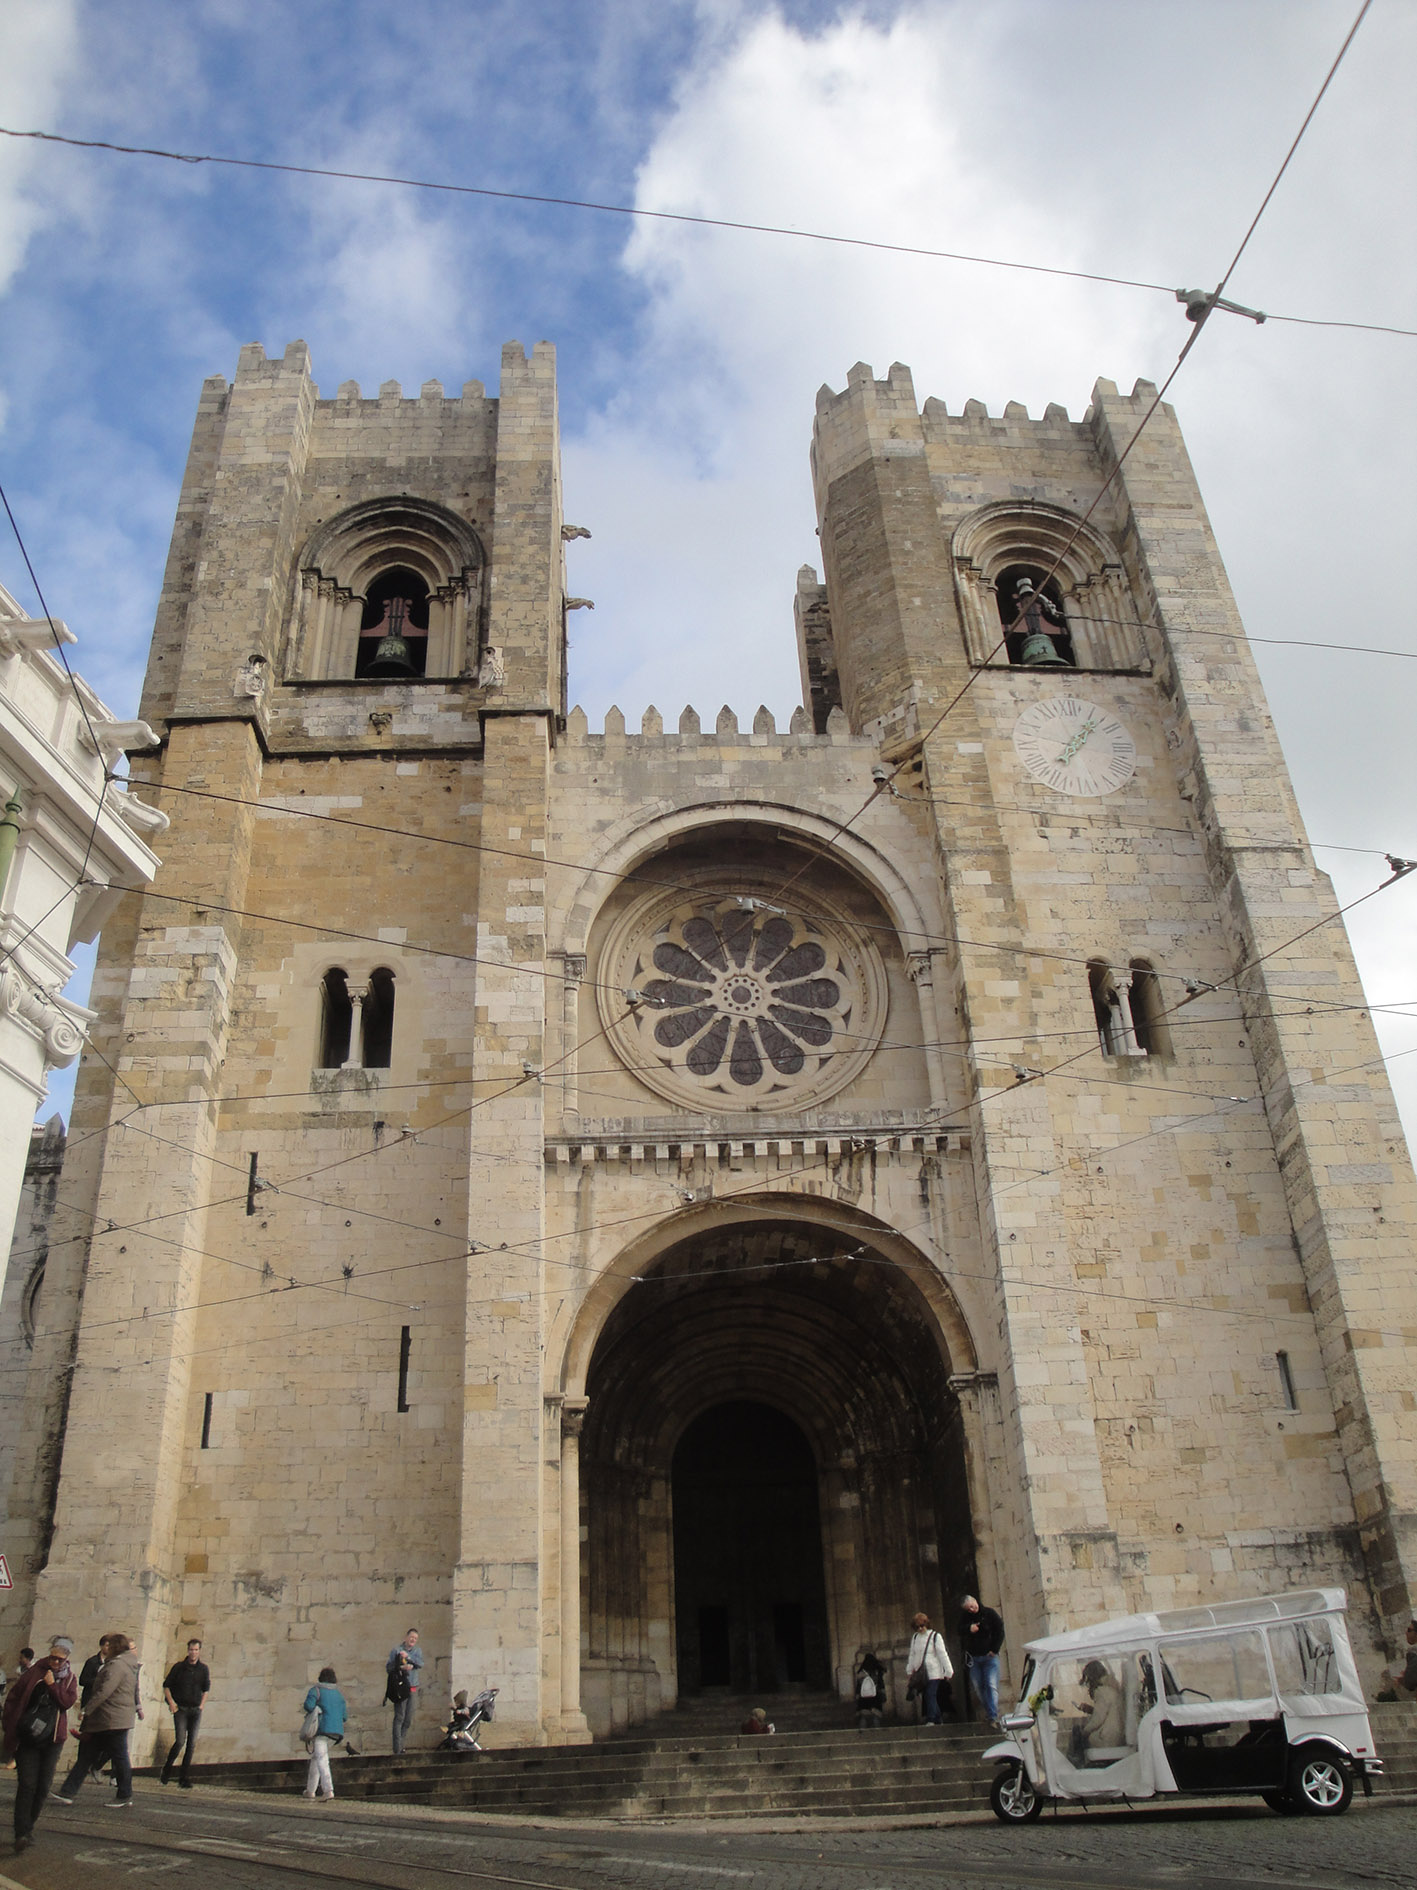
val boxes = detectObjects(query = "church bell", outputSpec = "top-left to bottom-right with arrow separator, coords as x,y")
1012,578 -> 1071,668
364,596 -> 418,677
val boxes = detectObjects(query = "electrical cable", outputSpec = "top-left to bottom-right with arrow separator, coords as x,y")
0,121 -> 1408,340
13,852 -> 1412,1275
16,972 -> 1413,1357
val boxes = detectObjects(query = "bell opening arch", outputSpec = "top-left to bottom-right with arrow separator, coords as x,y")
566,1201 -> 985,1737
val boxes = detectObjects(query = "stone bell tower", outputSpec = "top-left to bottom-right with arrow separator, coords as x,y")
804,361 -> 1417,1648
12,337 -> 577,1743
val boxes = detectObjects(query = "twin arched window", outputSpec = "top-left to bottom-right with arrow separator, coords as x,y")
319,967 -> 396,1069
1088,959 -> 1170,1059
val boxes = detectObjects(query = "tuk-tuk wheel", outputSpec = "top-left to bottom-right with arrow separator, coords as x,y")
1288,1748 -> 1353,1816
990,1764 -> 1043,1823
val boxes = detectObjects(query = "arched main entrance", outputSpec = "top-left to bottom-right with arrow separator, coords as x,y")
577,1215 -> 979,1734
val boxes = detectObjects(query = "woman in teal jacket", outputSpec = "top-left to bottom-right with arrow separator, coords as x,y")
302,1667 -> 346,1800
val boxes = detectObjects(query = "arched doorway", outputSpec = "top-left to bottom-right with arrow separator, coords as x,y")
578,1217 -> 978,1734
672,1401 -> 830,1693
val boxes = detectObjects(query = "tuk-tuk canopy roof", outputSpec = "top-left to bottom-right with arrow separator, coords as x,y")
1023,1587 -> 1347,1658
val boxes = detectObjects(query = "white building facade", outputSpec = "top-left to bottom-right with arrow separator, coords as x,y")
0,586 -> 162,1275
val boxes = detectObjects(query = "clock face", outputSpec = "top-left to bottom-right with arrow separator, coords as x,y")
1012,696 -> 1136,797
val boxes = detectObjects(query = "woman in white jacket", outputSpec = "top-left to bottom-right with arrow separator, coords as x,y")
907,1613 -> 954,1725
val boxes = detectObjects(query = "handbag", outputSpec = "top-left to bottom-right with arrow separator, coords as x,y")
300,1692 -> 322,1743
905,1669 -> 925,1699
19,1684 -> 59,1746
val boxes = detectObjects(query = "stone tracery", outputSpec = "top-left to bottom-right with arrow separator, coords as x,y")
602,884 -> 884,1112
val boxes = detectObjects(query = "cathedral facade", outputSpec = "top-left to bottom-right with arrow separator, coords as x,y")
2,339 -> 1414,1759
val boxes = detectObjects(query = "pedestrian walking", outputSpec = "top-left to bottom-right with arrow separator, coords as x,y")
302,1667 -> 347,1801
160,1638 -> 210,1787
384,1627 -> 423,1754
77,1636 -> 109,1709
906,1613 -> 954,1725
959,1593 -> 1006,1728
854,1649 -> 888,1727
1,1637 -> 78,1854
51,1631 -> 141,1806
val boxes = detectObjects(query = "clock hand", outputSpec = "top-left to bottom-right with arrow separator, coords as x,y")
1055,718 -> 1098,765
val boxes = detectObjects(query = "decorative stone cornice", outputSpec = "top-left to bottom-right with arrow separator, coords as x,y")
0,965 -> 89,1069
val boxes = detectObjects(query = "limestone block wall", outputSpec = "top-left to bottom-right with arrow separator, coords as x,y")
809,361 -> 1417,1668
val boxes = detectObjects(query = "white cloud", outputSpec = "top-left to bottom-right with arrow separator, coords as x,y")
0,1 -> 79,295
561,0 -> 1417,1136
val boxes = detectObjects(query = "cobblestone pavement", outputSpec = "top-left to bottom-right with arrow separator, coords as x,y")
0,1785 -> 1412,1889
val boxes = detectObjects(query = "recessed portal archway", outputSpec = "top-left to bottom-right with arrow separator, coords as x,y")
578,1215 -> 979,1735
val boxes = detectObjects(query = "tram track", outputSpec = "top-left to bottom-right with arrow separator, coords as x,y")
39,1802 -> 1382,1890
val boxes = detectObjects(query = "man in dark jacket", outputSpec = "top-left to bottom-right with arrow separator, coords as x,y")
1,1637 -> 79,1852
160,1639 -> 211,1788
959,1594 -> 1006,1728
77,1637 -> 110,1710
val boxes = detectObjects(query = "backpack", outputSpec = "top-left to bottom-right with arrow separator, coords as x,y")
384,1665 -> 412,1706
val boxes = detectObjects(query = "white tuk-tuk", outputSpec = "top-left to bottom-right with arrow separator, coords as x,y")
986,1588 -> 1382,1822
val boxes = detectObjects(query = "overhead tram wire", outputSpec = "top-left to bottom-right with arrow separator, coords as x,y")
14,977 -> 1406,1232
8,981 -> 1396,1275
132,780 -> 1417,1033
0,121 -> 1409,341
20,978 -> 1417,1376
24,1025 -> 1417,1391
18,867 -> 1409,1307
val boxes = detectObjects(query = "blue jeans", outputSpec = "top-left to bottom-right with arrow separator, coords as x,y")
59,1728 -> 132,1801
969,1652 -> 1000,1721
391,1691 -> 415,1754
921,1677 -> 945,1725
162,1707 -> 201,1780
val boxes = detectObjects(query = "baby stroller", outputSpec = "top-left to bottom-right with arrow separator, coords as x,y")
438,1686 -> 498,1752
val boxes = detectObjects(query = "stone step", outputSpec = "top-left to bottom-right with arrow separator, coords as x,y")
164,1704 -> 1417,1820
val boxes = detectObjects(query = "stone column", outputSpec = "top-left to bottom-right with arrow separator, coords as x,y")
559,1396 -> 589,1738
342,980 -> 368,1069
906,950 -> 950,1109
561,955 -> 585,1120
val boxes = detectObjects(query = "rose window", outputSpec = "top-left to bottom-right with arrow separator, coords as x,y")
600,888 -> 885,1112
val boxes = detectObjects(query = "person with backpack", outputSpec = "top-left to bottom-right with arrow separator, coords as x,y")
384,1628 -> 422,1754
301,1666 -> 346,1800
854,1649 -> 888,1727
1,1637 -> 79,1853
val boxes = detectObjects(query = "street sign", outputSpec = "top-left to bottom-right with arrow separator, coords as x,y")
0,1555 -> 11,1589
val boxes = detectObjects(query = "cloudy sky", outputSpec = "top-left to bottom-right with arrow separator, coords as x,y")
2,0 -> 1414,1132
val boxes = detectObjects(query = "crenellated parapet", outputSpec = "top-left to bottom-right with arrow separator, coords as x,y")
562,701 -> 868,752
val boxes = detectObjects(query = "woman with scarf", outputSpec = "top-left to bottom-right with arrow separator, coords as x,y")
1,1637 -> 79,1853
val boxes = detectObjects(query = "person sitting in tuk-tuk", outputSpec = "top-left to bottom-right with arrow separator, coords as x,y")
1067,1658 -> 1127,1764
